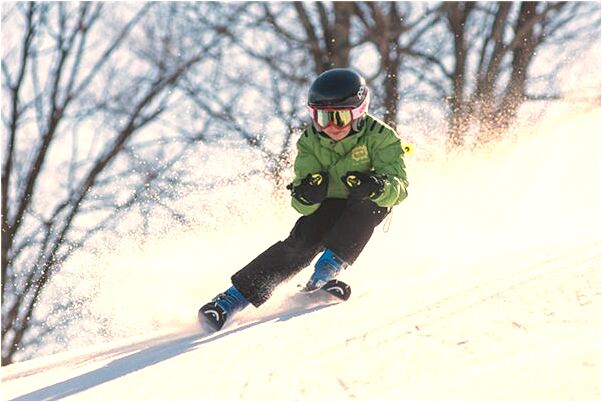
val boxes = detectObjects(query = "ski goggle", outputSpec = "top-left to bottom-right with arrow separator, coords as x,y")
311,109 -> 354,128
308,91 -> 370,129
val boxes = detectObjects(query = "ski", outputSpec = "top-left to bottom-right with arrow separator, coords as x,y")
199,279 -> 352,332
320,279 -> 352,301
300,279 -> 351,301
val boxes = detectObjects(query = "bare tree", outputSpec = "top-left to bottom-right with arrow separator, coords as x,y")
261,2 -> 600,146
184,1 -> 599,153
176,2 -> 372,195
214,2 -> 440,130
172,2 -> 312,192
1,2 -> 222,365
352,2 -> 440,127
4,2 -> 597,364
292,1 -> 354,71
434,1 -> 600,146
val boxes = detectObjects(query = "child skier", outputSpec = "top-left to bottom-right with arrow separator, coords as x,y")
199,68 -> 409,330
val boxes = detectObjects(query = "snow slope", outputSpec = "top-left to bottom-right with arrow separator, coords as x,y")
1,108 -> 600,401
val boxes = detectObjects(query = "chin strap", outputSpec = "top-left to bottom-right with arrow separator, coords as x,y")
351,117 -> 365,132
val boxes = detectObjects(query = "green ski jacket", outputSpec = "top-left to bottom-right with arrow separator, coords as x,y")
291,114 -> 409,215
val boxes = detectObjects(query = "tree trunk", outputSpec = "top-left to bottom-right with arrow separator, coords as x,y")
331,2 -> 353,69
495,1 -> 539,133
445,2 -> 475,147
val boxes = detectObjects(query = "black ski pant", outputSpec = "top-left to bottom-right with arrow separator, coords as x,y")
231,198 -> 389,307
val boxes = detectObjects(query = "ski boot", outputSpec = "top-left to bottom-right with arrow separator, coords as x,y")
305,249 -> 349,291
198,285 -> 250,331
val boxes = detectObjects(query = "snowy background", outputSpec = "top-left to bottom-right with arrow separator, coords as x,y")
2,103 -> 600,401
1,2 -> 601,401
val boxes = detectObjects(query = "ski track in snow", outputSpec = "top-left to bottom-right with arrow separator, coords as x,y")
1,108 -> 601,400
2,241 -> 599,401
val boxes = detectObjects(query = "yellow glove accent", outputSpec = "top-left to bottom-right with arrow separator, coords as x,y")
345,174 -> 362,188
309,173 -> 323,186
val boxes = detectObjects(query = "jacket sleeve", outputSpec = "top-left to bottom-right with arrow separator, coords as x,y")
291,130 -> 323,215
370,129 -> 409,208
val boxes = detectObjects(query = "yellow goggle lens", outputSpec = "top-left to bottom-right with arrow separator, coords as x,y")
315,109 -> 353,128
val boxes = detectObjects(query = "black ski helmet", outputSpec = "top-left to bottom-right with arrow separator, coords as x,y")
308,68 -> 369,109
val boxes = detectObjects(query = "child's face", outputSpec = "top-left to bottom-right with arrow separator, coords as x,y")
321,124 -> 352,141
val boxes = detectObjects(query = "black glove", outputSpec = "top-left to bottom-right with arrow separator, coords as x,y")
341,171 -> 385,200
287,172 -> 329,205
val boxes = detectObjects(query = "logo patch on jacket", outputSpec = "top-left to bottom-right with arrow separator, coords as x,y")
351,145 -> 369,162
